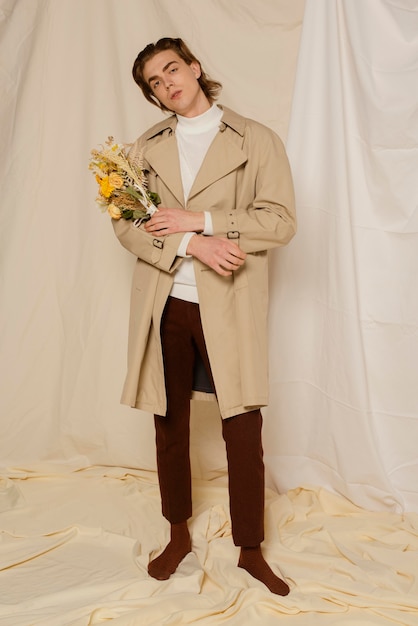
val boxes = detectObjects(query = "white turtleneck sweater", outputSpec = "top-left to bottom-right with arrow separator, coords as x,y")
170,104 -> 223,303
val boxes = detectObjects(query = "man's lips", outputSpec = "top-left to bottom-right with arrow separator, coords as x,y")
170,90 -> 182,100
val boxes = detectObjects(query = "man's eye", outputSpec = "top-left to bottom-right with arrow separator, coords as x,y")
170,67 -> 177,74
153,81 -> 160,89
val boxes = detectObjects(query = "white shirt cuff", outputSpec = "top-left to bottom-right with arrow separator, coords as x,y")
177,213 -> 213,257
177,232 -> 196,257
203,211 -> 213,235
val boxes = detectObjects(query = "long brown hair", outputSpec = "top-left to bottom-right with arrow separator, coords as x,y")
132,37 -> 222,112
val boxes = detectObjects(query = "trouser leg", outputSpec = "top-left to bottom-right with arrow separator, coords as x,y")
222,410 -> 265,547
155,297 -> 265,546
154,298 -> 195,524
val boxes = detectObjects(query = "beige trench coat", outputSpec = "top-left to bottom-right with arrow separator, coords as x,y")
113,106 -> 296,419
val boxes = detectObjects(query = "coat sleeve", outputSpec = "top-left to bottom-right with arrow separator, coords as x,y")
112,218 -> 184,274
111,135 -> 184,273
210,124 -> 296,254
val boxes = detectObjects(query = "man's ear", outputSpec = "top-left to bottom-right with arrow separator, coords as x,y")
190,61 -> 201,79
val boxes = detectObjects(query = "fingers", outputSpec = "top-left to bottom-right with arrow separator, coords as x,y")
144,208 -> 205,235
214,258 -> 243,276
145,212 -> 169,234
144,207 -> 170,232
187,235 -> 246,276
146,223 -> 169,235
221,251 -> 245,271
220,241 -> 246,266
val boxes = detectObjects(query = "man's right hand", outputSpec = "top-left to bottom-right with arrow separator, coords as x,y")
186,235 -> 246,276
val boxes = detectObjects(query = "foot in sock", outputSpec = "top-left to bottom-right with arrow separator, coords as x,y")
238,546 -> 290,596
148,521 -> 192,581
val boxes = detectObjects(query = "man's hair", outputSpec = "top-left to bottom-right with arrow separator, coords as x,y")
132,37 -> 222,112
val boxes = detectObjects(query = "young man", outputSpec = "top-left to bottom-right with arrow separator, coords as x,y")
113,38 -> 296,596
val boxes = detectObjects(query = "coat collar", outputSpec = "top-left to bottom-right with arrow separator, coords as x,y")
142,105 -> 248,206
143,105 -> 246,140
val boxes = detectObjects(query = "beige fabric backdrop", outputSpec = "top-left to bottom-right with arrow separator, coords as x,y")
0,0 -> 303,472
2,2 -> 418,625
1,0 -> 417,510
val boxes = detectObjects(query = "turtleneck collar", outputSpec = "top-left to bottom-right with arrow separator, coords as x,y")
176,103 -> 223,134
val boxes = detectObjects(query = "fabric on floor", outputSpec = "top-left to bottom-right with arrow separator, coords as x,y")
1,469 -> 417,625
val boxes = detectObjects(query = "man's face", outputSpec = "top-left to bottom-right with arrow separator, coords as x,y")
142,49 -> 210,117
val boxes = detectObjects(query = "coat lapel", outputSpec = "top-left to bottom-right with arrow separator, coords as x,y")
144,134 -> 185,207
188,131 -> 248,200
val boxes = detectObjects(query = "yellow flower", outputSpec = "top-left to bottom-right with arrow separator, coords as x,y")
108,203 -> 122,219
108,173 -> 124,189
99,176 -> 115,199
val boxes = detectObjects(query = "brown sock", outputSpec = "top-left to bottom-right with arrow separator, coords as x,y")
148,521 -> 192,581
238,546 -> 290,596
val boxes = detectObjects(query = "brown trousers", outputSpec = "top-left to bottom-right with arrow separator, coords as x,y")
154,296 -> 265,547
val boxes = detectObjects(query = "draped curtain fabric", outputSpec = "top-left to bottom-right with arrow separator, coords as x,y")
265,0 -> 418,513
1,0 -> 417,512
